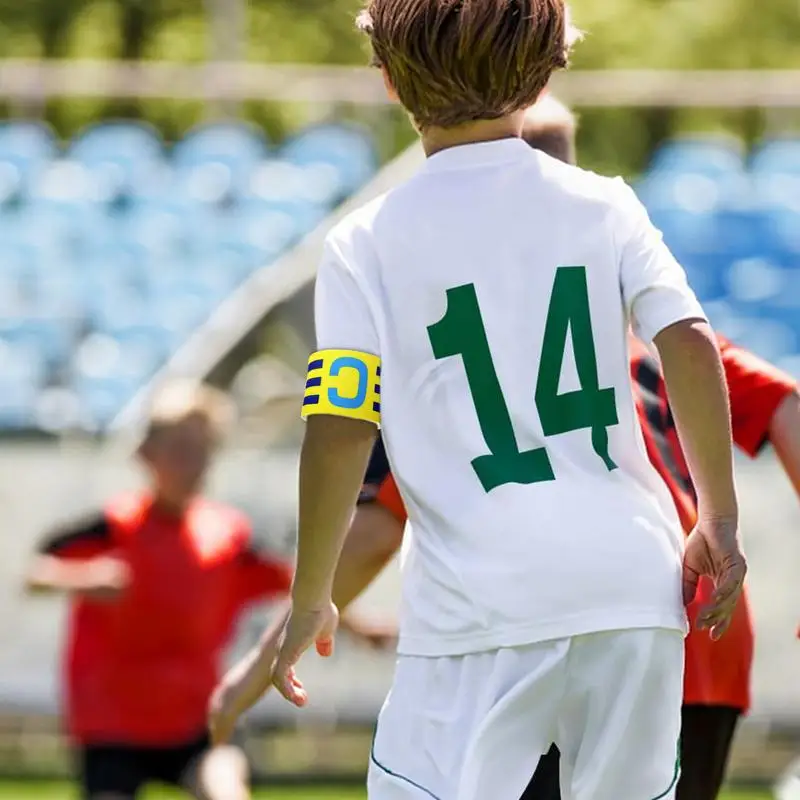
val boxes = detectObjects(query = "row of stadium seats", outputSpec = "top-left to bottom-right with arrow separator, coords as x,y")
0,119 -> 378,432
634,136 -> 800,373
0,119 -> 376,207
1,128 -> 800,433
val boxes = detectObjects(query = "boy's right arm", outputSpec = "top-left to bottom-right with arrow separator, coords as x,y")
25,514 -> 127,600
617,180 -> 744,638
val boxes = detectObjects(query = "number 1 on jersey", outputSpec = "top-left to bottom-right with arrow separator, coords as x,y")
427,267 -> 618,493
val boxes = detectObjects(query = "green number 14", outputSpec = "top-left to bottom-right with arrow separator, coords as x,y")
427,266 -> 618,492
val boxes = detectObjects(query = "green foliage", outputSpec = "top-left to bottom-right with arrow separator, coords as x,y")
0,0 -> 798,173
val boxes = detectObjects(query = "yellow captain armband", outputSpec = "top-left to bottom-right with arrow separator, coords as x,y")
301,349 -> 381,425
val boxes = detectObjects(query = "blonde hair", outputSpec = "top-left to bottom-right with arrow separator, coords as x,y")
522,93 -> 577,165
143,380 -> 234,442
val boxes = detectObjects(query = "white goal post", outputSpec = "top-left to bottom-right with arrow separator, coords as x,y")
0,61 -> 799,107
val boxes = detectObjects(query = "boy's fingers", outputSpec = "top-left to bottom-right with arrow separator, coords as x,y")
272,661 -> 307,707
315,634 -> 335,657
682,566 -> 700,606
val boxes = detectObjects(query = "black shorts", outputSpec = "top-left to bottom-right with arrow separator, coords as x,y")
520,744 -> 561,800
79,733 -> 210,799
517,705 -> 741,800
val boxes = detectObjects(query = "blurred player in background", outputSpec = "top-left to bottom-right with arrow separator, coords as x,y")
25,381 -> 384,800
217,0 -> 746,797
213,93 -> 800,800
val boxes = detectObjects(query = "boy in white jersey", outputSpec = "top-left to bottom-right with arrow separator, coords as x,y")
222,2 -> 746,798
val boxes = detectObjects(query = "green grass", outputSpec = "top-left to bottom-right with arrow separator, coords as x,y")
0,783 -> 774,799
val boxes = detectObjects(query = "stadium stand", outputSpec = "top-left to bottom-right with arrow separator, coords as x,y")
0,119 -> 378,434
1,123 -> 800,435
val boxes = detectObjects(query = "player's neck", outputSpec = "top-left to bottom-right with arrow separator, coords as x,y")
421,114 -> 525,158
151,491 -> 192,518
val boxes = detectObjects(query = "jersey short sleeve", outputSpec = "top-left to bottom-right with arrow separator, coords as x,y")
305,235 -> 382,424
719,335 -> 798,457
38,512 -> 112,560
315,235 -> 380,357
614,180 -> 706,343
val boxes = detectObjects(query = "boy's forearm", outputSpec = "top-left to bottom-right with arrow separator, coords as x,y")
770,391 -> 800,496
293,416 -> 377,610
654,320 -> 738,520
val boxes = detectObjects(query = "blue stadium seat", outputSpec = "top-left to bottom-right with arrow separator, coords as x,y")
118,204 -> 191,261
173,121 -> 269,171
0,337 -> 48,385
751,138 -> 800,174
68,121 -> 165,203
723,315 -> 798,362
0,241 -> 38,281
648,135 -> 745,177
0,317 -> 75,368
280,122 -> 377,198
72,331 -> 165,383
172,122 -> 269,203
28,160 -> 95,210
724,257 -> 784,301
759,208 -> 800,267
209,203 -> 300,262
70,120 -> 163,167
0,375 -> 38,430
0,121 -> 58,204
247,159 -> 340,209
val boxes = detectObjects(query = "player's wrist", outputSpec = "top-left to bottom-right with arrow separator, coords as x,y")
696,506 -> 739,527
290,584 -> 333,614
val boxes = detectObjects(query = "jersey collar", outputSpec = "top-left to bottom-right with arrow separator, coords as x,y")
422,138 -> 532,173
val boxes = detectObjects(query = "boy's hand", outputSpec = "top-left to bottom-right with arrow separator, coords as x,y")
77,557 -> 130,602
682,515 -> 746,640
271,602 -> 339,707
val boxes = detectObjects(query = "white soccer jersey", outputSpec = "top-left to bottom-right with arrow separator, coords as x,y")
314,138 -> 705,657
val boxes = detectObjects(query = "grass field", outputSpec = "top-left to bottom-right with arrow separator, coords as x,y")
0,784 -> 775,799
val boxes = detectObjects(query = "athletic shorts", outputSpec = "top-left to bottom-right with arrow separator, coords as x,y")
78,732 -> 209,799
368,629 -> 683,800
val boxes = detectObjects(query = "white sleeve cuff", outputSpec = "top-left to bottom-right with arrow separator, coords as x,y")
632,286 -> 708,344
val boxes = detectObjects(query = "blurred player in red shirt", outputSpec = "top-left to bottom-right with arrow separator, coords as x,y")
24,381 -> 381,800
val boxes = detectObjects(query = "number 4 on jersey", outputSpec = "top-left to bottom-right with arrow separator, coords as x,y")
427,267 -> 619,492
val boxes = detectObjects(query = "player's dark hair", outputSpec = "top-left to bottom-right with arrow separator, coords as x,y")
357,0 -> 577,130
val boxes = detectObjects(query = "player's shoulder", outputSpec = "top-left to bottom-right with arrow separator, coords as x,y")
326,192 -> 390,252
105,491 -> 148,527
536,151 -> 636,208
192,497 -> 250,533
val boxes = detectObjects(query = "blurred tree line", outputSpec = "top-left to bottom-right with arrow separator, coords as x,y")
0,0 -> 798,174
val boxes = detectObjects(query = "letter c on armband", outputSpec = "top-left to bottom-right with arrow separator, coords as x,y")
302,349 -> 381,425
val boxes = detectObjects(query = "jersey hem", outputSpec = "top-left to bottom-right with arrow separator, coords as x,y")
396,609 -> 688,657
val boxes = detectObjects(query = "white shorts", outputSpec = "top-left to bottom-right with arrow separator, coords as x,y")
368,628 -> 683,800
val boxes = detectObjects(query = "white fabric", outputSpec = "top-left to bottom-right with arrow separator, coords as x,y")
314,138 -> 705,656
368,629 -> 684,800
